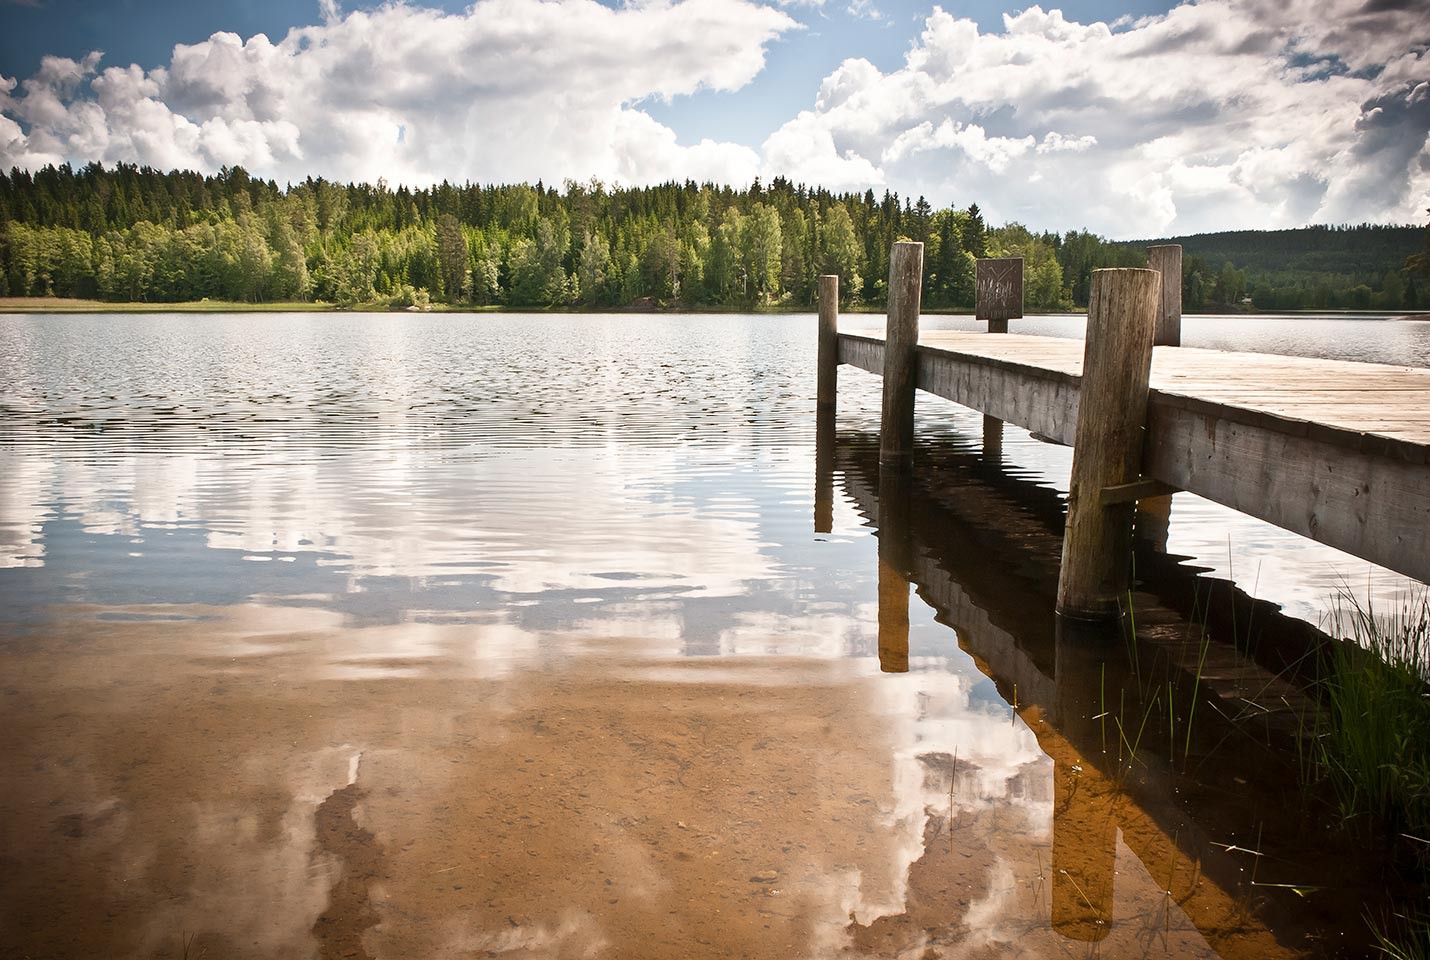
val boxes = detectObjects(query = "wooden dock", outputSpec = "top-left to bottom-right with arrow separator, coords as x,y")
819,250 -> 1430,614
839,330 -> 1430,585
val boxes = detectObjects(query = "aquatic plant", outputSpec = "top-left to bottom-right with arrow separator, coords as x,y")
1369,905 -> 1430,960
1313,588 -> 1430,842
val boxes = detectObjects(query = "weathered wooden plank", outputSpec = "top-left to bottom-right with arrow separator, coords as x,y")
1100,478 -> 1180,505
836,328 -> 1430,584
1144,403 -> 1430,583
838,334 -> 883,375
914,348 -> 1079,444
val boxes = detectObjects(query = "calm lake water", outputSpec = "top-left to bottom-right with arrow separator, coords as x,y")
0,311 -> 1425,959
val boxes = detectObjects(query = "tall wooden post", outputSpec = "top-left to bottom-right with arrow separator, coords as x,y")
982,415 -> 1003,460
817,275 -> 840,410
1134,493 -> 1172,553
1056,268 -> 1161,621
879,242 -> 923,469
1147,244 -> 1181,347
1138,248 -> 1178,549
975,258 -> 1019,450
816,275 -> 840,533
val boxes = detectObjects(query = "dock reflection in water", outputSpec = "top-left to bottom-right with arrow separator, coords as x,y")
0,312 -> 1422,959
831,423 -> 1413,959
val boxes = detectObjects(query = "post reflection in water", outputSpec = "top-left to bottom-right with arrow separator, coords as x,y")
875,467 -> 912,674
814,402 -> 836,535
1049,619 -> 1120,943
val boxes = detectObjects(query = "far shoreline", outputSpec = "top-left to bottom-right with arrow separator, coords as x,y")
0,297 -> 1425,320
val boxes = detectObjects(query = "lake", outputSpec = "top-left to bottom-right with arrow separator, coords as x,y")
1,311 -> 1426,959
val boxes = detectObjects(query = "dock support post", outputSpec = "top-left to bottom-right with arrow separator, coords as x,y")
982,414 -> 1003,461
1134,494 -> 1172,553
1056,268 -> 1161,621
879,242 -> 924,469
1137,246 -> 1182,545
817,275 -> 840,411
1147,245 -> 1181,347
815,275 -> 840,533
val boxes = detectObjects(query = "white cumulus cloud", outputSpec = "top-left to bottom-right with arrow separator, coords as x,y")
758,0 -> 1430,236
0,0 -> 1426,238
0,0 -> 796,187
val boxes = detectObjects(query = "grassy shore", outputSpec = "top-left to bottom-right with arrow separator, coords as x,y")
0,296 -> 934,315
2,296 -> 1423,318
0,296 -> 873,315
1312,590 -> 1430,959
0,297 -> 335,313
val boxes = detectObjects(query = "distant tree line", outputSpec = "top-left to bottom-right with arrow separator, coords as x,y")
0,163 -> 1423,312
1122,224 -> 1426,312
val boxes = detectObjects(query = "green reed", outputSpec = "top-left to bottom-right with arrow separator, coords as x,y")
1312,588 -> 1430,841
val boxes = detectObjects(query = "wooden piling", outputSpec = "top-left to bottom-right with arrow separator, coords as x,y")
817,275 -> 840,410
1056,268 -> 1161,621
1135,492 -> 1173,553
815,275 -> 841,534
1131,208 -> 1177,554
1146,245 -> 1181,347
982,414 -> 1003,460
879,242 -> 923,468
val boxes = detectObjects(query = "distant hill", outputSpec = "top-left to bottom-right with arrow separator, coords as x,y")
1129,224 -> 1421,285
1116,224 -> 1425,310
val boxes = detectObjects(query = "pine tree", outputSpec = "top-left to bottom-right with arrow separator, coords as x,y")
962,204 -> 988,259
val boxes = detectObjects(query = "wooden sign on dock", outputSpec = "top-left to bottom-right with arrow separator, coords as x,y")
976,258 -> 1023,332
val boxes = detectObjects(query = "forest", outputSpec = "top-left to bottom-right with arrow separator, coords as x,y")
0,163 -> 1424,312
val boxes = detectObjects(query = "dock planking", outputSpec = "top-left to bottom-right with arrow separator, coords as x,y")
837,329 -> 1430,584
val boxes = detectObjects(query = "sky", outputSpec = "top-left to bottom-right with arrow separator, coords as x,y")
0,0 -> 1426,238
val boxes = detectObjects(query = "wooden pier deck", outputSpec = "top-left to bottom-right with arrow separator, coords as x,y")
838,329 -> 1430,584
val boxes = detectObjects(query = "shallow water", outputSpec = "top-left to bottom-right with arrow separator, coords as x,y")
1,311 -> 1425,959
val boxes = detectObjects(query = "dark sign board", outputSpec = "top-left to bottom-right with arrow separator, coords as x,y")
975,258 -> 1023,322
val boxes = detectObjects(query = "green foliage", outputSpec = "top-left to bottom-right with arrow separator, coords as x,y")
1312,590 -> 1430,842
987,222 -> 1071,310
929,209 -> 972,308
1370,906 -> 1430,960
389,284 -> 431,310
1047,223 -> 1423,311
1139,225 -> 1422,311
820,203 -> 863,305
0,163 -> 1421,311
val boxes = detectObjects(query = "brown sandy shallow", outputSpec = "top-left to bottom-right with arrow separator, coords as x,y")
2,601 -> 1280,959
